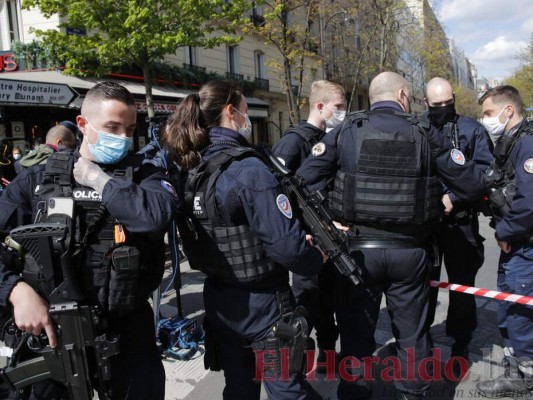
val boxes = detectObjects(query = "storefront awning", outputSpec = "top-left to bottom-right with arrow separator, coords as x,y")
0,71 -> 270,116
0,70 -> 195,106
248,108 -> 269,118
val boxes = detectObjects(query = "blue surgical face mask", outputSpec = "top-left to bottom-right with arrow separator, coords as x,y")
85,119 -> 133,164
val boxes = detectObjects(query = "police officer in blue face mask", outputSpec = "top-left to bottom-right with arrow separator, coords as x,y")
0,81 -> 178,399
476,85 -> 533,400
162,80 -> 327,400
297,71 -> 486,400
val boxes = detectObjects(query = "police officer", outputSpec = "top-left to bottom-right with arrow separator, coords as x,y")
273,80 -> 346,370
423,77 -> 494,363
0,82 -> 178,399
476,86 -> 533,399
162,80 -> 326,400
297,71 -> 486,400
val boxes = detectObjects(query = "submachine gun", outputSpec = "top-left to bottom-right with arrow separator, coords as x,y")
0,221 -> 119,399
260,146 -> 363,287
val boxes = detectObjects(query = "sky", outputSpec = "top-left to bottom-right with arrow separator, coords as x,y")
431,0 -> 532,81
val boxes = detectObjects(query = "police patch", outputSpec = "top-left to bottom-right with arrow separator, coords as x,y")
161,180 -> 177,197
311,142 -> 326,157
524,158 -> 533,174
277,157 -> 287,166
450,148 -> 465,165
276,194 -> 293,219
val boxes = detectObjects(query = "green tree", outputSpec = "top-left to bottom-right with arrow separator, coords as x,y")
453,83 -> 481,119
243,0 -> 321,125
505,33 -> 533,113
22,0 -> 249,117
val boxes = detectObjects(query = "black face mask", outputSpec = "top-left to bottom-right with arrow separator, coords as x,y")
428,103 -> 457,126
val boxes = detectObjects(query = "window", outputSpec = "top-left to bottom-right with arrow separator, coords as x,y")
358,95 -> 364,110
5,0 -> 21,44
250,1 -> 265,27
254,51 -> 269,91
227,45 -> 240,75
184,46 -> 196,66
255,51 -> 265,79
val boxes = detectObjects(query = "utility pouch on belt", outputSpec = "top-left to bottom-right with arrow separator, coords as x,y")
271,306 -> 309,375
108,246 -> 140,315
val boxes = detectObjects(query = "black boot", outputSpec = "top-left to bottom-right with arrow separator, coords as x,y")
450,340 -> 470,379
476,355 -> 530,398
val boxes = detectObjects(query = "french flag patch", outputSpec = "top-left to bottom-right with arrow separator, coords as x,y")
276,194 -> 293,219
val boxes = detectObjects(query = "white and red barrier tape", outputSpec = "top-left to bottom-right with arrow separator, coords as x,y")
430,280 -> 533,306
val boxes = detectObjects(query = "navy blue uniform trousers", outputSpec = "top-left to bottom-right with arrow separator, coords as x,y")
291,261 -> 338,351
335,246 -> 432,399
203,279 -> 321,400
427,215 -> 485,343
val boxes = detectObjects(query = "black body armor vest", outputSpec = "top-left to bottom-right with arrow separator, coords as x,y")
23,152 -> 162,317
330,111 -> 442,226
178,147 -> 285,288
485,121 -> 533,221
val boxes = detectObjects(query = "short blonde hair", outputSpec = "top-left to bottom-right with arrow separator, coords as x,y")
309,80 -> 345,107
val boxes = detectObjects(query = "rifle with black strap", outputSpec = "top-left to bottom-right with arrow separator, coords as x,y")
260,146 -> 363,286
0,223 -> 119,399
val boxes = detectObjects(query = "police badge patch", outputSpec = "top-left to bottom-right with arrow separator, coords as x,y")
311,142 -> 326,157
450,148 -> 465,165
524,158 -> 533,174
276,194 -> 293,219
161,180 -> 177,197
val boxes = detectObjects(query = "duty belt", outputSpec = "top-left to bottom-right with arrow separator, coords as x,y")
349,238 -> 426,249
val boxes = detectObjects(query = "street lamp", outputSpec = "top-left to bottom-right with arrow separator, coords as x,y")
320,10 -> 355,79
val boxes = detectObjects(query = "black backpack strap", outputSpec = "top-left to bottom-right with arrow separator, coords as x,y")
185,147 -> 261,227
283,126 -> 317,145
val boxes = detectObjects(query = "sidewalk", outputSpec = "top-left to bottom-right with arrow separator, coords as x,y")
157,261 -> 512,400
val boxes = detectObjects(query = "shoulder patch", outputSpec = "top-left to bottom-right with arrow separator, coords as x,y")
276,194 -> 293,219
277,157 -> 287,166
524,158 -> 533,174
450,148 -> 465,165
311,142 -> 326,157
161,180 -> 177,197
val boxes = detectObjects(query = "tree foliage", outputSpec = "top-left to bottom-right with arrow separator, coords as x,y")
320,0 -> 453,110
452,83 -> 481,119
505,33 -> 533,113
242,0 -> 321,125
22,0 -> 249,116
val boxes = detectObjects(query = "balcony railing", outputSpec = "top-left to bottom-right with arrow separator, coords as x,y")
182,63 -> 206,73
254,77 -> 269,91
226,72 -> 244,81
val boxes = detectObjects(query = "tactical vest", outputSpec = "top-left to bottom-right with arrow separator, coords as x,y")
330,111 -> 442,226
24,151 -> 161,317
485,121 -> 533,221
178,147 -> 285,288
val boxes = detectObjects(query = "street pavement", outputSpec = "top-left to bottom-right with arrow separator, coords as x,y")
159,216 -> 520,400
0,216 -> 512,399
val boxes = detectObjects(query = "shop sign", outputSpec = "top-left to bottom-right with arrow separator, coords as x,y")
135,101 -> 178,114
0,53 -> 18,72
0,79 -> 78,105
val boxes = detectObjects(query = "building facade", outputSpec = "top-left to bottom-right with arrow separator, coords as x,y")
0,1 -> 323,150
